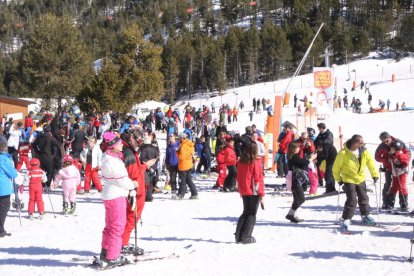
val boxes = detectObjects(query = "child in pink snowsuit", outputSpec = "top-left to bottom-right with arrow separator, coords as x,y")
99,132 -> 135,267
54,155 -> 81,215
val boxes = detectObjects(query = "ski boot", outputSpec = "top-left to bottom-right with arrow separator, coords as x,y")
28,214 -> 34,220
63,202 -> 69,215
39,213 -> 44,220
340,219 -> 351,233
69,202 -> 76,215
121,244 -> 145,256
362,215 -> 376,226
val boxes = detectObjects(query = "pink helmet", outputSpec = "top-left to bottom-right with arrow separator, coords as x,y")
63,155 -> 74,164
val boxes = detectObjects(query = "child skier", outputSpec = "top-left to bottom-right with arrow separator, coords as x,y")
16,142 -> 31,171
214,143 -> 227,190
25,158 -> 47,220
387,141 -> 410,211
54,155 -> 81,215
223,137 -> 237,192
80,137 -> 103,193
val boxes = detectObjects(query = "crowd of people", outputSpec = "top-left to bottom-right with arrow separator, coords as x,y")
0,99 -> 413,268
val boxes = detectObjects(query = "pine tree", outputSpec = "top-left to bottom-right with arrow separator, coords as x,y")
260,21 -> 292,81
19,14 -> 93,111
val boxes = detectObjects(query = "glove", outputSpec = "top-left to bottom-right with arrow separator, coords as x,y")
129,189 -> 137,197
373,177 -> 378,184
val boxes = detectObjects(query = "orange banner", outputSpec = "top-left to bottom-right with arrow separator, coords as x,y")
314,70 -> 332,89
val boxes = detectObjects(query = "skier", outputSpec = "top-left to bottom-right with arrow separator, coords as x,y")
120,131 -> 156,256
294,94 -> 298,108
25,158 -> 47,220
387,141 -> 410,211
234,142 -> 264,244
213,140 -> 226,190
54,155 -> 81,215
386,99 -> 391,110
165,134 -> 179,192
252,98 -> 257,112
333,134 -> 379,231
0,135 -> 18,237
368,92 -> 372,106
80,137 -> 103,193
174,133 -> 198,200
375,132 -> 410,209
99,132 -> 135,268
140,136 -> 159,202
276,125 -> 294,178
295,132 -> 317,193
285,142 -> 316,223
314,123 -> 336,193
223,137 -> 237,192
249,110 -> 254,122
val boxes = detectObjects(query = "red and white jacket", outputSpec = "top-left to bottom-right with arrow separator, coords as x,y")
24,166 -> 47,185
236,159 -> 265,197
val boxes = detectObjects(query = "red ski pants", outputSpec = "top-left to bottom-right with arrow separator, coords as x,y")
389,174 -> 408,196
216,163 -> 227,186
16,155 -> 30,171
121,194 -> 145,246
28,184 -> 44,214
84,164 -> 102,192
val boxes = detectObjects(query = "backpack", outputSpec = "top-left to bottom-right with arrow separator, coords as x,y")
293,168 -> 309,186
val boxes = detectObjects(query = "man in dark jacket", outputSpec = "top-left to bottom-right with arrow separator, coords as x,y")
215,121 -> 227,138
314,123 -> 334,146
140,137 -> 159,201
165,134 -> 179,191
316,140 -> 337,193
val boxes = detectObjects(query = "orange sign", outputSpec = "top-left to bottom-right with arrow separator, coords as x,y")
314,70 -> 332,88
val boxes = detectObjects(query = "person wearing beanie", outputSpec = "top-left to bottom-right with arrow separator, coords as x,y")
25,158 -> 47,220
0,135 -> 18,237
98,132 -> 135,268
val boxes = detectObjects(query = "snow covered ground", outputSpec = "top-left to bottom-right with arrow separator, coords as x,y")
2,54 -> 414,275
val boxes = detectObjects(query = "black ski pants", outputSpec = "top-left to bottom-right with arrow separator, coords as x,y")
178,170 -> 198,197
342,182 -> 370,220
381,170 -> 393,207
167,165 -> 178,191
0,195 -> 11,235
324,162 -> 336,192
224,165 -> 237,190
39,153 -> 54,188
7,147 -> 18,168
276,153 -> 288,177
291,181 -> 305,210
235,195 -> 259,242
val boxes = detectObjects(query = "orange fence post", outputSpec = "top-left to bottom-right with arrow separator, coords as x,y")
353,80 -> 356,90
392,74 -> 395,82
271,96 -> 282,171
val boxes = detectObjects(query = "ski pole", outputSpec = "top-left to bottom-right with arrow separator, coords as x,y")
408,225 -> 414,263
134,206 -> 138,251
335,182 -> 341,222
13,179 -> 22,227
379,166 -> 383,209
373,178 -> 381,226
46,186 -> 57,218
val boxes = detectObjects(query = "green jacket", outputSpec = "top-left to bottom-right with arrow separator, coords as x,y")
333,145 -> 379,185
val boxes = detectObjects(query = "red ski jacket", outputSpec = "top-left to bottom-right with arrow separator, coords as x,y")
375,137 -> 410,171
224,146 -> 237,166
122,141 -> 148,196
278,131 -> 295,154
236,160 -> 265,197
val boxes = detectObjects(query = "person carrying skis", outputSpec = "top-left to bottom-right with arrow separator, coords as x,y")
54,155 -> 81,215
333,134 -> 379,230
99,132 -> 135,268
387,141 -> 410,211
0,135 -> 18,237
25,158 -> 47,220
234,142 -> 264,244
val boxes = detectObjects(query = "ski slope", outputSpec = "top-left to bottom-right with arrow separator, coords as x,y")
2,54 -> 414,276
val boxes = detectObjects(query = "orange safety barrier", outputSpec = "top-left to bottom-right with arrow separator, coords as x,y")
266,115 -> 274,134
283,93 -> 290,106
271,96 -> 282,171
